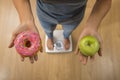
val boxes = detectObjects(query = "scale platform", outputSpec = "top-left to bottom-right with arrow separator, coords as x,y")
45,30 -> 72,53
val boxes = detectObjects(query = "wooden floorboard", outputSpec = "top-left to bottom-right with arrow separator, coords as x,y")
0,0 -> 120,80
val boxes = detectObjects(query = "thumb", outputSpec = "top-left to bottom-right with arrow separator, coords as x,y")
8,33 -> 17,48
8,25 -> 23,48
74,34 -> 86,54
94,33 -> 103,56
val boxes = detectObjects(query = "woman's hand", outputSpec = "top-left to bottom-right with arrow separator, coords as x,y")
8,21 -> 43,63
75,27 -> 103,65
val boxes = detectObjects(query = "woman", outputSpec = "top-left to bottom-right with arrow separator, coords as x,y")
9,0 -> 111,64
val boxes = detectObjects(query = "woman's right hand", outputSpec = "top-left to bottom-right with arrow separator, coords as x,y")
8,21 -> 43,63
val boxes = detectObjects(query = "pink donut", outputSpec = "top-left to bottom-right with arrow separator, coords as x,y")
14,31 -> 41,57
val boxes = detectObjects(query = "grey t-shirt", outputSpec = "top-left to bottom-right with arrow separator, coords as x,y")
36,0 -> 87,24
42,0 -> 85,3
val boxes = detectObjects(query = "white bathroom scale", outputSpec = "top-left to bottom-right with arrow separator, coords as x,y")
45,30 -> 72,53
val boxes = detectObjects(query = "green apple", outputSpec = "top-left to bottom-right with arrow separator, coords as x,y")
79,36 -> 100,56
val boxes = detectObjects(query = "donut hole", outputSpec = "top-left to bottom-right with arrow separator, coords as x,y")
24,39 -> 31,48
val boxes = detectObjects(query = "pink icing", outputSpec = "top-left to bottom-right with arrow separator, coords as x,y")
14,31 -> 41,56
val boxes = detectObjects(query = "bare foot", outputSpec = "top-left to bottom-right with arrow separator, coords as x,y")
47,38 -> 54,50
63,38 -> 70,50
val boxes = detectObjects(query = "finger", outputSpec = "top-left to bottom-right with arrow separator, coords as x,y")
79,51 -> 84,62
98,41 -> 103,56
74,45 -> 79,55
90,55 -> 95,61
96,35 -> 103,56
8,34 -> 17,48
75,32 -> 88,54
82,56 -> 88,65
34,54 -> 38,61
21,56 -> 25,62
40,46 -> 43,53
98,48 -> 102,56
29,56 -> 34,63
9,25 -> 27,48
39,38 -> 43,53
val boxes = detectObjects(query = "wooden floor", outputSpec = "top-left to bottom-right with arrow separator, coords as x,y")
0,0 -> 120,80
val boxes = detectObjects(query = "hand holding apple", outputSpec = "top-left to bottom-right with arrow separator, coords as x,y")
75,27 -> 103,65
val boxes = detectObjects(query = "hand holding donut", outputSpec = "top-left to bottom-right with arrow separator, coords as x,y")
8,21 -> 43,63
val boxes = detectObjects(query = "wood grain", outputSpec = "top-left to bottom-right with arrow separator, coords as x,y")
0,0 -> 120,80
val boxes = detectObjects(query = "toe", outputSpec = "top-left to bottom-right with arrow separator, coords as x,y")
64,38 -> 70,50
47,38 -> 54,50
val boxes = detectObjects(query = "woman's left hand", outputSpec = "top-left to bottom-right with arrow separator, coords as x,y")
74,27 -> 103,65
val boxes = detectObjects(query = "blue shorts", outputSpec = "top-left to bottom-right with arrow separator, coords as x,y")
36,0 -> 87,38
